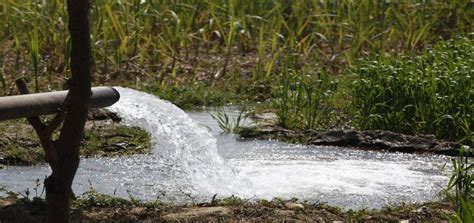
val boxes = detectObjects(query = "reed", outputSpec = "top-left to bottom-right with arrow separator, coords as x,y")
0,0 -> 472,95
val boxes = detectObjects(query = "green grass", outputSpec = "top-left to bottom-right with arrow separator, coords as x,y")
445,147 -> 473,222
210,107 -> 249,133
0,1 -> 472,143
143,84 -> 235,109
0,119 -> 152,166
73,188 -> 165,209
273,70 -> 339,131
82,125 -> 152,158
0,0 -> 472,105
351,38 -> 473,145
1,190 -> 457,222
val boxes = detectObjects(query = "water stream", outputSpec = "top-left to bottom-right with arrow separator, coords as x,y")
0,87 -> 450,209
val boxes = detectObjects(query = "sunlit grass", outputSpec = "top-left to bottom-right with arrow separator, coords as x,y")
0,0 -> 472,94
0,1 -> 472,142
351,38 -> 473,145
273,70 -> 338,131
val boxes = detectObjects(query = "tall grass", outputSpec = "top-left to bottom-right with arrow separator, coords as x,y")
0,0 -> 472,96
273,70 -> 338,131
445,147 -> 473,222
351,38 -> 473,145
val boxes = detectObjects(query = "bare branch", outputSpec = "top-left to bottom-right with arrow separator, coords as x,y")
15,78 -> 46,132
45,93 -> 70,135
15,78 -> 58,169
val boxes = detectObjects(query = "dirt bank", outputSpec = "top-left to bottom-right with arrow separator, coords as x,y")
0,109 -> 152,167
0,196 -> 455,222
238,112 -> 466,156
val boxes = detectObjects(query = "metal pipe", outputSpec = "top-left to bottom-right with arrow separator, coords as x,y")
0,87 -> 120,121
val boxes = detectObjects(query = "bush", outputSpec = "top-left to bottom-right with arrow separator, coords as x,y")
351,38 -> 473,145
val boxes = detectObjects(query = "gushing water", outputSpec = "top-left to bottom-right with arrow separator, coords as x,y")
0,87 -> 450,209
106,87 -> 253,196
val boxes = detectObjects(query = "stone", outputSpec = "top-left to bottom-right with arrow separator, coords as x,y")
284,202 -> 304,211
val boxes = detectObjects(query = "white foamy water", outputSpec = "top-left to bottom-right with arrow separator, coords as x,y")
105,87 -> 253,197
0,87 -> 450,209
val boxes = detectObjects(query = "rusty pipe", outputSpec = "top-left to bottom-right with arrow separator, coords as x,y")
0,87 -> 120,121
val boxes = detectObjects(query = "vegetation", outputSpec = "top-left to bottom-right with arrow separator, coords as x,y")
0,189 -> 459,222
248,38 -> 472,148
273,70 -> 339,130
73,188 -> 164,209
351,38 -> 473,145
210,107 -> 249,133
0,117 -> 152,167
0,1 -> 472,102
1,1 -> 473,143
445,147 -> 473,222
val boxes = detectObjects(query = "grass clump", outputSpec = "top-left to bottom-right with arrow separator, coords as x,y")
351,38 -> 473,145
210,107 -> 249,134
143,84 -> 235,109
0,118 -> 152,166
445,147 -> 473,222
82,125 -> 152,158
273,70 -> 339,131
74,189 -> 137,208
217,195 -> 247,206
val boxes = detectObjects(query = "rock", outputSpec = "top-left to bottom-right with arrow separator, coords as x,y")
284,202 -> 304,211
163,207 -> 232,221
240,125 -> 464,156
88,109 -> 121,122
252,112 -> 278,124
101,142 -> 128,152
0,199 -> 15,208
130,207 -> 146,215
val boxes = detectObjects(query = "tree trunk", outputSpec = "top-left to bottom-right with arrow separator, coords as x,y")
45,0 -> 92,222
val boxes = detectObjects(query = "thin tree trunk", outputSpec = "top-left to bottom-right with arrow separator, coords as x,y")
45,0 -> 92,222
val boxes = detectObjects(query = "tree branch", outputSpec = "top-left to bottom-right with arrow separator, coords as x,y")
45,93 -> 70,135
15,78 -> 58,169
15,79 -> 46,132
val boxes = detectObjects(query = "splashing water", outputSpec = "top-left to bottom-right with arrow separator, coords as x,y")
107,87 -> 254,197
0,87 -> 450,209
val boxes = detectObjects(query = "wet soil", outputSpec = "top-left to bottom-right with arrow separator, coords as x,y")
238,112 -> 466,156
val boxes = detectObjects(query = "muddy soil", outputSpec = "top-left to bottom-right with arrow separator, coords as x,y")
239,112 -> 466,156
